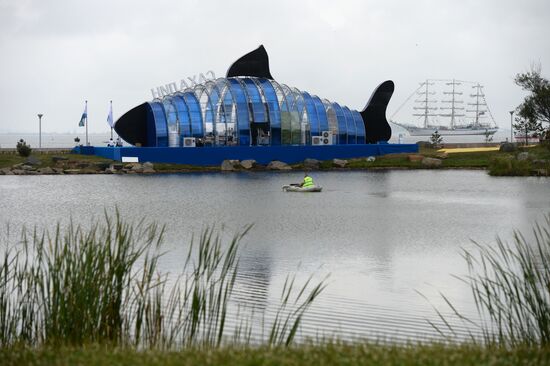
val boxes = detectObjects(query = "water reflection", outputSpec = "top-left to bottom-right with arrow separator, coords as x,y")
234,254 -> 272,313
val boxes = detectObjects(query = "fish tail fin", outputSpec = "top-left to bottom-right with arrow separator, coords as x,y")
360,80 -> 394,143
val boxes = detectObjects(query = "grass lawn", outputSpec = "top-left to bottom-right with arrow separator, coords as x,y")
0,152 -> 114,169
2,343 -> 549,366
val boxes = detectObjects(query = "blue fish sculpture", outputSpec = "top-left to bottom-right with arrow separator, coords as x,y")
115,45 -> 394,147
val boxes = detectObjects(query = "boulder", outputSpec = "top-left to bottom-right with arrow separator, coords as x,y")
143,162 -> 154,170
303,158 -> 321,169
142,164 -> 156,173
332,159 -> 348,168
80,167 -> 101,174
65,160 -> 79,168
111,163 -> 124,171
499,142 -> 517,152
94,162 -> 111,170
435,152 -> 449,159
421,157 -> 442,167
37,167 -> 55,174
12,169 -> 25,175
0,168 -> 13,175
221,160 -> 237,171
517,152 -> 529,161
240,159 -> 256,169
267,161 -> 291,170
130,164 -> 144,173
53,167 -> 65,174
21,165 -> 35,171
52,156 -> 69,163
25,156 -> 41,166
63,169 -> 81,174
408,154 -> 424,162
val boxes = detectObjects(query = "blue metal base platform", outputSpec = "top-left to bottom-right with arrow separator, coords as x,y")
74,144 -> 418,166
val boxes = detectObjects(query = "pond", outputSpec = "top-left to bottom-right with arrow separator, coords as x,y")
1,170 -> 548,341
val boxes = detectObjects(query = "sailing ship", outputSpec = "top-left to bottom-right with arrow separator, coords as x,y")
392,79 -> 499,136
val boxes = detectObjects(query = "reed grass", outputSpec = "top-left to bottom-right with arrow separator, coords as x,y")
430,214 -> 550,347
268,273 -> 327,347
0,213 -> 326,349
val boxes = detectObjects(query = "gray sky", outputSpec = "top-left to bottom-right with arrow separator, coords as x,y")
0,0 -> 549,133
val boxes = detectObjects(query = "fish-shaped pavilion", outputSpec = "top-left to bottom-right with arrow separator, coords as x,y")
115,45 -> 394,149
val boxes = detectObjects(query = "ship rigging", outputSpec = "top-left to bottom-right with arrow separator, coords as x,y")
391,79 -> 499,136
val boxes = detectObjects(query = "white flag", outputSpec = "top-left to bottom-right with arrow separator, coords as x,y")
79,101 -> 87,127
107,101 -> 114,128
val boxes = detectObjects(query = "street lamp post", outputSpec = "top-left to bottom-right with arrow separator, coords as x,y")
37,114 -> 43,149
509,110 -> 514,143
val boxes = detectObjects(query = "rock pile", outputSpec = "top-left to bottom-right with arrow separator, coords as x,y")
267,161 -> 291,170
0,158 -> 157,175
218,158 -> 354,171
421,157 -> 443,167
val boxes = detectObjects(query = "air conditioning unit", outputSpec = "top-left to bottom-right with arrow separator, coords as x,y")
321,131 -> 333,145
312,136 -> 324,146
183,137 -> 196,147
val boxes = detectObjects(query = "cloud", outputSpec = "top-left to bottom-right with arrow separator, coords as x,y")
0,0 -> 549,133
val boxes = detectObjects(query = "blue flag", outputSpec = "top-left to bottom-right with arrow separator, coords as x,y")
79,102 -> 87,127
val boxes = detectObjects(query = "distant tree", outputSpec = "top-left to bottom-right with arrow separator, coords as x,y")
514,65 -> 550,138
514,117 -> 544,145
16,139 -> 32,157
430,130 -> 443,149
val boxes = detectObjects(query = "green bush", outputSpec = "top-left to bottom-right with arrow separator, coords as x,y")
16,139 -> 31,157
488,156 -> 531,176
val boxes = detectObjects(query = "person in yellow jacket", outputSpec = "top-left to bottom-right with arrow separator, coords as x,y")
301,172 -> 314,188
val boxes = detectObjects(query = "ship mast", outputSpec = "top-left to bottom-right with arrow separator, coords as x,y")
439,79 -> 465,129
466,83 -> 488,128
412,80 -> 437,128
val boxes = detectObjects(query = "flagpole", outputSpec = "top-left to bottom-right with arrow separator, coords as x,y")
85,100 -> 89,146
110,100 -> 113,139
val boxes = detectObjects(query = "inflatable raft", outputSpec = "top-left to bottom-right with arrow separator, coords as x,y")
282,185 -> 323,192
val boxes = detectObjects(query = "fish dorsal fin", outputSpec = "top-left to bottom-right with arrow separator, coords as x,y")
226,45 -> 274,79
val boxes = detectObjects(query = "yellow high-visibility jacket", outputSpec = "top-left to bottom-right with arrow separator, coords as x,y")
302,176 -> 314,187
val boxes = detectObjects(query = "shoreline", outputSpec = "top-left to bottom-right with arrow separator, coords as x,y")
0,144 -> 548,176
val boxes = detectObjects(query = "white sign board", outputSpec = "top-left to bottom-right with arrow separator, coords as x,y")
122,156 -> 139,163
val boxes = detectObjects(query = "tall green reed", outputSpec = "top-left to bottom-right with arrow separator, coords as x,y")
430,214 -> 550,347
0,212 -> 326,349
0,212 -> 164,347
268,273 -> 327,347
